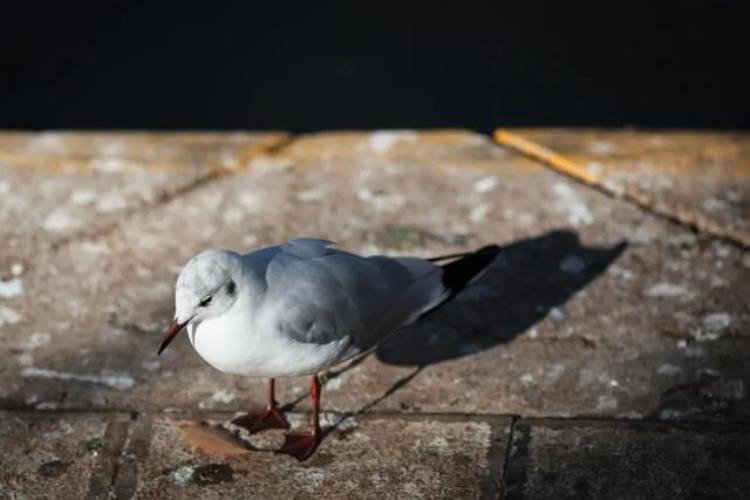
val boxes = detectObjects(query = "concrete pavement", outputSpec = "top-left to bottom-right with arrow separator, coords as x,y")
0,129 -> 748,498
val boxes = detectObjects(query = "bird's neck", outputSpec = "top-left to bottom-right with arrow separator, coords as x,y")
236,261 -> 266,309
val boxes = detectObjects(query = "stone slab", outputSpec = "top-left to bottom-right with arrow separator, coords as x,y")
0,410 -> 121,499
0,130 -> 748,423
504,418 -> 750,499
513,128 -> 750,240
0,131 -> 288,272
129,413 -> 510,499
0,132 -> 286,165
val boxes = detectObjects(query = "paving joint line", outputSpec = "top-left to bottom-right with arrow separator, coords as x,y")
501,417 -> 529,500
38,133 -> 296,254
4,406 -> 750,428
111,412 -> 153,500
480,414 -> 514,500
85,412 -> 131,500
496,415 -> 518,500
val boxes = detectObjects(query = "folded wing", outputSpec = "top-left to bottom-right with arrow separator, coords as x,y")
263,239 -> 448,351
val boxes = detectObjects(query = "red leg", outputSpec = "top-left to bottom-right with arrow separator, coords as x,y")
231,378 -> 290,433
277,374 -> 321,461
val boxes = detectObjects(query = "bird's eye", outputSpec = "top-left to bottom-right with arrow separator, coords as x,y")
199,296 -> 213,307
227,280 -> 236,294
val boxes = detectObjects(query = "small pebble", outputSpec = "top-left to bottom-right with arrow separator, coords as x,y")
69,189 -> 97,205
469,204 -> 491,223
43,209 -> 79,233
645,283 -> 687,298
597,395 -> 618,411
173,466 -> 195,486
549,307 -> 566,321
657,364 -> 681,376
0,305 -> 21,326
697,367 -> 721,379
474,176 -> 498,193
694,312 -> 731,341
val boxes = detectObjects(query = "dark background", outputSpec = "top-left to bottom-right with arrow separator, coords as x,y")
1,1 -> 747,132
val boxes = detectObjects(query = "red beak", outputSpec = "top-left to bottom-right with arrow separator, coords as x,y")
158,319 -> 188,355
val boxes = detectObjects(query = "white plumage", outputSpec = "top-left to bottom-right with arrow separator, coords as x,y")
180,239 -> 448,376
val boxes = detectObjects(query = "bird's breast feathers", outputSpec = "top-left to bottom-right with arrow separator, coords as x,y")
188,311 -> 354,377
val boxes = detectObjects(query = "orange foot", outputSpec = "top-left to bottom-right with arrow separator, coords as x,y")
277,431 -> 320,461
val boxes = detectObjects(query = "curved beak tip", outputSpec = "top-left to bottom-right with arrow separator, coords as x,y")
158,320 -> 187,355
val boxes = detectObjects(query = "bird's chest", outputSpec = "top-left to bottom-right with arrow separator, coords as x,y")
188,315 -> 350,377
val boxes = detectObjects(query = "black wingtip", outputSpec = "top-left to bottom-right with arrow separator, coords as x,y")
440,244 -> 502,295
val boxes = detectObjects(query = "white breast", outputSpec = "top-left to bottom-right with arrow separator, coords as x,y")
187,308 -> 354,377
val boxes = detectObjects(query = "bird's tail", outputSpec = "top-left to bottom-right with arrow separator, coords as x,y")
437,244 -> 502,297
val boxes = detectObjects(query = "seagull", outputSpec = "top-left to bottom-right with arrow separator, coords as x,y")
158,238 -> 500,460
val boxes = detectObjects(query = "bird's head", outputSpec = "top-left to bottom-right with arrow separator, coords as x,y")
158,249 -> 242,355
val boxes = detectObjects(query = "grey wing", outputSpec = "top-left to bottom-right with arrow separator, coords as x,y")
263,239 -> 448,350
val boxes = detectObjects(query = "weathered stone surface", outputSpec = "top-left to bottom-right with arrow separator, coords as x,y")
0,131 -> 288,168
0,411 -> 115,499
2,129 -> 750,498
0,132 -> 287,272
516,128 -> 750,241
504,419 -> 750,499
131,413 -> 509,499
1,130 -> 748,424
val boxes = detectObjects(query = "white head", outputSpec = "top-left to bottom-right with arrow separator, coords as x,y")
158,249 -> 243,354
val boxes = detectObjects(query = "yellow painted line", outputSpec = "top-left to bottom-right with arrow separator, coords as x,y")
494,128 -> 750,250
494,129 -> 601,185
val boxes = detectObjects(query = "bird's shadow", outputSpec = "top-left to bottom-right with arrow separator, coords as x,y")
375,228 -> 627,366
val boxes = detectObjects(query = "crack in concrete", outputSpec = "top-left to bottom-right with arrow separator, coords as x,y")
45,135 -> 294,254
85,413 -> 131,500
501,419 -> 531,500
5,406 -> 750,425
111,413 -> 153,500
480,415 -> 513,500
496,416 -> 518,500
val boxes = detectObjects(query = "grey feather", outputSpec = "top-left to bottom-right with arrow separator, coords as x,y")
262,240 -> 448,351
281,238 -> 335,258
